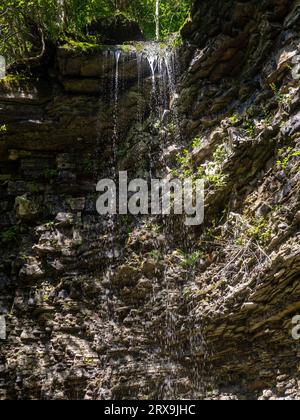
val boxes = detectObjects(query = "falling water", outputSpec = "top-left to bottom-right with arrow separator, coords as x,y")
148,55 -> 157,92
136,42 -> 179,121
135,42 -> 197,399
112,50 -> 122,172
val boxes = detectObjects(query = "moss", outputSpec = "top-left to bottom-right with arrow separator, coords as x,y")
179,14 -> 192,34
0,74 -> 31,87
61,39 -> 106,54
120,44 -> 135,54
228,113 -> 241,126
61,39 -> 136,56
168,33 -> 183,48
132,42 -> 145,53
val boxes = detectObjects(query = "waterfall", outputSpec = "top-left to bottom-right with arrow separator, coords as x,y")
112,50 -> 121,171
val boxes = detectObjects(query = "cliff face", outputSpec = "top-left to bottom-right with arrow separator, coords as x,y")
0,0 -> 300,400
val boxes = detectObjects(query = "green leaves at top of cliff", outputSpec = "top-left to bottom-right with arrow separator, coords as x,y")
0,0 -> 191,65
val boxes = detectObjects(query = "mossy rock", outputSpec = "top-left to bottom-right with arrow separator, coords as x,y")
0,74 -> 33,91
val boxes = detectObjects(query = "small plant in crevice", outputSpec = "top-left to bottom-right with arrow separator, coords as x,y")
192,137 -> 203,149
83,357 -> 94,366
0,124 -> 7,133
228,113 -> 241,126
171,35 -> 182,49
44,221 -> 55,230
179,250 -> 203,270
172,143 -> 229,189
166,122 -> 177,135
213,143 -> 229,163
0,226 -> 19,244
147,250 -> 163,262
270,82 -> 293,110
260,105 -> 273,125
243,120 -> 256,137
247,217 -> 272,245
199,144 -> 230,189
172,148 -> 193,179
276,147 -> 300,172
228,111 -> 259,138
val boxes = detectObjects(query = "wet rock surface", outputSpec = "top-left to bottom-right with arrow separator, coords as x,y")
0,0 -> 300,400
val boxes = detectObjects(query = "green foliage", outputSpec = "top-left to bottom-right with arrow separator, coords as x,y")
270,82 -> 292,108
228,113 -> 241,126
179,250 -> 203,270
247,217 -> 272,245
276,147 -> 300,172
172,143 -> 229,189
200,144 -> 229,188
174,148 -> 193,178
203,172 -> 228,188
192,137 -> 202,149
170,32 -> 183,48
83,357 -> 95,366
0,0 -> 191,64
0,124 -> 7,133
212,144 -> 228,162
150,223 -> 163,234
155,0 -> 191,40
228,113 -> 256,136
243,120 -> 256,137
147,250 -> 163,262
44,221 -> 55,229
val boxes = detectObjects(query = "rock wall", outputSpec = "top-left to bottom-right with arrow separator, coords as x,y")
0,0 -> 300,400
